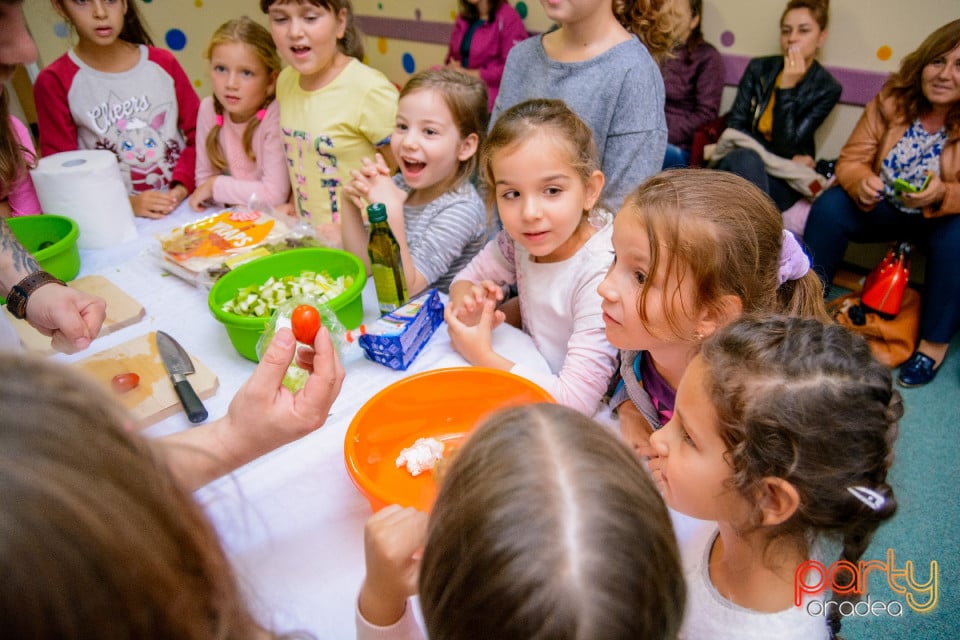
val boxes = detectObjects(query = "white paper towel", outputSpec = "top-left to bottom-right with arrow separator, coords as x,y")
30,150 -> 138,250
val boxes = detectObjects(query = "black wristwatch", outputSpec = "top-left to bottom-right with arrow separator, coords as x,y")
6,271 -> 65,320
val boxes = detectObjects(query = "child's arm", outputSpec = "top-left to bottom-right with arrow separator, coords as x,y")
190,98 -> 217,211
445,297 -> 512,369
341,174 -> 373,272
6,116 -> 42,216
33,63 -> 80,156
358,505 -> 428,628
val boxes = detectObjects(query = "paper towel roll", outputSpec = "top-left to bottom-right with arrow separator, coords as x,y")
30,150 -> 138,250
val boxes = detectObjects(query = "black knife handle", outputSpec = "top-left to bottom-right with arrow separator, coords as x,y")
173,379 -> 208,423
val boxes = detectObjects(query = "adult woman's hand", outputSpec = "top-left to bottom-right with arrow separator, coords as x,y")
856,174 -> 884,207
780,46 -> 809,89
902,173 -> 946,209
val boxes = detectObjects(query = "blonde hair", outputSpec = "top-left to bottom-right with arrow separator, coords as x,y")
615,0 -> 687,63
420,403 -> 685,640
203,17 -> 282,172
620,169 -> 829,338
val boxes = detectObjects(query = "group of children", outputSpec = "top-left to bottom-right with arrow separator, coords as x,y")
1,0 -> 908,638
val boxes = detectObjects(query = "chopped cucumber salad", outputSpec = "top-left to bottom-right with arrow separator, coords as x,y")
222,271 -> 354,318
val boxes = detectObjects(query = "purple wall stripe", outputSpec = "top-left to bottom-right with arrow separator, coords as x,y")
357,16 -> 888,107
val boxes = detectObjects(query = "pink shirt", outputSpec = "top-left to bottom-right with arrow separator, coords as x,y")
5,116 -> 42,217
194,97 -> 290,207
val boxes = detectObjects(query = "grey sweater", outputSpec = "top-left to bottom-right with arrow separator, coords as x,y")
492,34 -> 667,211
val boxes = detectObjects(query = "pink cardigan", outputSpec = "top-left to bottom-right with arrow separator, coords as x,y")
5,116 -> 42,217
194,98 -> 290,208
445,3 -> 528,111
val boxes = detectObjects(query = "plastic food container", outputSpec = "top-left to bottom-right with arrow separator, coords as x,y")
7,214 -> 81,282
344,367 -> 555,512
208,247 -> 366,361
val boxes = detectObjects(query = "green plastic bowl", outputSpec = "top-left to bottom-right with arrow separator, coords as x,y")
208,247 -> 367,362
7,214 -> 81,282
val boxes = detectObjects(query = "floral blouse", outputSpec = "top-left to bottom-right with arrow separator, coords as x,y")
880,118 -> 945,214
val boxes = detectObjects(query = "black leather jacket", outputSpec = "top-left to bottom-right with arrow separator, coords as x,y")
726,55 -> 842,159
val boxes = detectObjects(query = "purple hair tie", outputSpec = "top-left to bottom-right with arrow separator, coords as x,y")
779,230 -> 811,285
214,114 -> 224,127
256,108 -> 267,121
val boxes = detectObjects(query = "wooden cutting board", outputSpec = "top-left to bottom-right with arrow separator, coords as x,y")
72,331 -> 219,429
3,275 -> 145,353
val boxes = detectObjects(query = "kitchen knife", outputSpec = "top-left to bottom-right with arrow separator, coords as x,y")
155,331 -> 208,423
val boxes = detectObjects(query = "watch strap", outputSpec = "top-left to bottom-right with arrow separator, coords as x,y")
6,271 -> 65,320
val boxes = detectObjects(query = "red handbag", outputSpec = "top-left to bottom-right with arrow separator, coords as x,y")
860,242 -> 912,319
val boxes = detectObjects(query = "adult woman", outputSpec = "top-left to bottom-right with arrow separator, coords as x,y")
445,0 -> 528,112
715,0 -> 840,211
804,20 -> 960,387
661,0 -> 723,168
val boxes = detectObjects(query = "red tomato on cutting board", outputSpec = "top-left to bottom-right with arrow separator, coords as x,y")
291,305 -> 321,344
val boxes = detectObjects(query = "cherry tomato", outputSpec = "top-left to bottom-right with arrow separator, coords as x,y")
291,304 -> 321,344
111,372 -> 140,394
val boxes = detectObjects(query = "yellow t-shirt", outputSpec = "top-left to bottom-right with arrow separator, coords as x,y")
756,71 -> 783,142
276,60 -> 398,226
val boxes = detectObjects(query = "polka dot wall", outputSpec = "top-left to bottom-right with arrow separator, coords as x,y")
19,0 -> 947,112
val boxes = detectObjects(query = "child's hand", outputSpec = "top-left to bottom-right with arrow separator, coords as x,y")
617,401 -> 657,459
445,297 -> 508,368
349,156 -> 404,213
130,190 -> 180,218
188,178 -> 216,211
359,504 -> 428,627
449,280 -> 503,327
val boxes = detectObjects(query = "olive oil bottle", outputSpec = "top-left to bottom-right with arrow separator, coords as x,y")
367,203 -> 408,314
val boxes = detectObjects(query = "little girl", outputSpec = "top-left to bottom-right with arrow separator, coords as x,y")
261,0 -> 398,245
34,0 -> 200,219
599,169 -> 828,456
340,68 -> 489,294
447,99 -> 618,416
649,315 -> 900,639
189,17 -> 288,212
356,403 -> 685,640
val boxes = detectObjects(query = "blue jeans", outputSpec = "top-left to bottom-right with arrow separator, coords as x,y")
804,186 -> 960,343
662,144 -> 690,169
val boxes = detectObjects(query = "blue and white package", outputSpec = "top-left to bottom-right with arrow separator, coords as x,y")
359,288 -> 444,370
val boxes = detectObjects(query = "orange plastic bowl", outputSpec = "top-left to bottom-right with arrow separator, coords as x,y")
344,367 -> 554,512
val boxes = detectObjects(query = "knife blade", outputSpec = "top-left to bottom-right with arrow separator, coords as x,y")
155,331 -> 208,424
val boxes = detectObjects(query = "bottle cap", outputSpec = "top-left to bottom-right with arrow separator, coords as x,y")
367,202 -> 387,223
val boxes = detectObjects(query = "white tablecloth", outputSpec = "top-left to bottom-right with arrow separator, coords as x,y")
49,203 -> 558,638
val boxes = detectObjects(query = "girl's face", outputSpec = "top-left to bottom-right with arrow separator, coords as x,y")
209,42 -> 276,123
539,0 -> 610,27
492,132 -> 602,262
267,2 -> 346,89
392,88 -> 477,203
648,356 -> 749,521
921,43 -> 960,110
55,0 -> 127,48
779,8 -> 826,64
598,212 -> 703,351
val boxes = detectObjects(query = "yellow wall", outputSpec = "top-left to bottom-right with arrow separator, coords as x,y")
19,0 -> 952,156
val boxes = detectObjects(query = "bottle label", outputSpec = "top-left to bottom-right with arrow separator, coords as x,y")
371,263 -> 406,313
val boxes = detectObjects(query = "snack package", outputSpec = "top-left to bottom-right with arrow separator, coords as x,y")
359,289 -> 444,371
256,297 -> 352,392
158,204 -> 325,287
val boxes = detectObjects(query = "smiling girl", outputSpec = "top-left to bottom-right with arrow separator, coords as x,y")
446,99 -> 618,416
34,0 -> 200,218
341,68 -> 489,294
261,0 -> 397,245
190,17 -> 288,211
